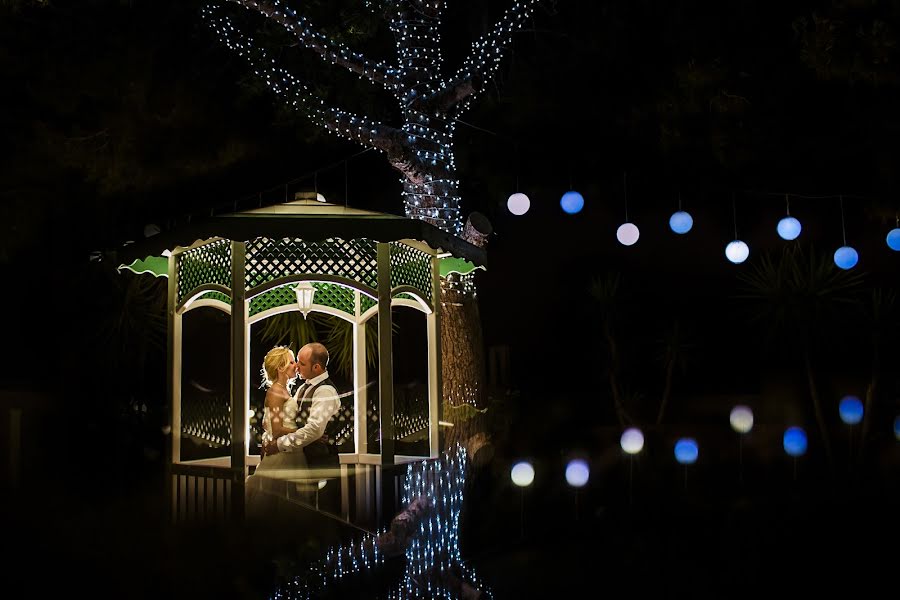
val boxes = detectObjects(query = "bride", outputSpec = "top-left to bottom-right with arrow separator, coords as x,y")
245,346 -> 309,519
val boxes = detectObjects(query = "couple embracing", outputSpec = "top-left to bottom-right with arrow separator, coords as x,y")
246,342 -> 341,517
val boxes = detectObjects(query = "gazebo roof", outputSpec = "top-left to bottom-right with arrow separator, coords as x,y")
117,199 -> 486,276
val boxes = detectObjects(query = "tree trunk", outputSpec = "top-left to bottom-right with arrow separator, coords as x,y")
440,273 -> 487,449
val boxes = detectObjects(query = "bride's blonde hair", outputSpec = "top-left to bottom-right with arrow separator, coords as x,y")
260,346 -> 294,388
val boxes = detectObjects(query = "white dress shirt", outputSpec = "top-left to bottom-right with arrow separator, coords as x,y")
275,370 -> 340,453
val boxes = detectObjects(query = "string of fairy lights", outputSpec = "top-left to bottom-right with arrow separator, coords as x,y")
204,0 -> 539,237
507,186 -> 900,269
273,444 -> 484,599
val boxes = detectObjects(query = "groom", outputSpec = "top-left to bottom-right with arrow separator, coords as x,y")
262,342 -> 341,467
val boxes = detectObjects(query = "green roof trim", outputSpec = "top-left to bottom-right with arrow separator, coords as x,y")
119,256 -> 168,278
439,257 -> 484,277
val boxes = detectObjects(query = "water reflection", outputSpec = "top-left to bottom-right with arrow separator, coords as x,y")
274,443 -> 488,599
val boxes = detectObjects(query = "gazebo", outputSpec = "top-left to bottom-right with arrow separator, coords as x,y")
117,197 -> 485,528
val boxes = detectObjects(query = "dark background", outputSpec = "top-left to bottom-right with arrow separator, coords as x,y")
1,1 -> 899,597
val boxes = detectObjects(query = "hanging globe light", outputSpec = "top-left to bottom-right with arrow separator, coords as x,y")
725,240 -> 750,264
616,222 -> 640,246
838,395 -> 863,425
834,246 -> 859,270
620,427 -> 644,455
777,216 -> 802,240
729,405 -> 754,434
510,461 -> 535,487
560,190 -> 584,214
894,415 -> 900,441
507,192 -> 530,216
674,438 -> 699,465
783,426 -> 808,457
565,459 -> 590,488
886,228 -> 900,251
669,210 -> 693,234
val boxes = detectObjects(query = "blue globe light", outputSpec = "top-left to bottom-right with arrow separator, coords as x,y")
560,191 -> 584,214
894,415 -> 900,441
886,228 -> 900,251
565,459 -> 590,488
669,210 -> 693,234
834,246 -> 859,270
839,395 -> 864,425
777,216 -> 802,240
674,438 -> 699,465
725,240 -> 750,264
783,426 -> 808,457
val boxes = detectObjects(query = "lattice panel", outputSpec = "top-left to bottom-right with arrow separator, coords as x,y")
245,237 -> 378,290
312,282 -> 355,314
249,285 -> 295,317
360,295 -> 377,314
249,282 -> 356,317
177,240 -> 231,304
389,242 -> 432,303
182,395 -> 231,447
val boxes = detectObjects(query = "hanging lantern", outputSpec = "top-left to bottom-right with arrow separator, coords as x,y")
294,281 -> 316,317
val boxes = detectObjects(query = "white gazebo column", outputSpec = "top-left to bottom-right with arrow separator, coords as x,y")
376,243 -> 396,528
352,291 -> 368,456
230,241 -> 247,517
167,250 -> 183,465
376,243 -> 395,464
427,254 -> 442,458
166,249 -> 183,523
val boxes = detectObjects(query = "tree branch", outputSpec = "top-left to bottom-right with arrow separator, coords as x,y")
450,0 -> 538,109
228,0 -> 400,90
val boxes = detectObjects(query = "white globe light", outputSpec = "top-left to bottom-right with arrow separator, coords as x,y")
620,427 -> 644,455
511,461 -> 535,487
616,222 -> 640,246
507,192 -> 530,216
834,246 -> 859,270
777,216 -> 802,240
669,211 -> 693,234
565,459 -> 590,488
887,228 -> 900,251
729,405 -> 754,434
725,240 -> 750,264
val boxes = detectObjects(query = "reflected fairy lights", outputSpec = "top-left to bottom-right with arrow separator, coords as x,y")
275,444 -> 486,599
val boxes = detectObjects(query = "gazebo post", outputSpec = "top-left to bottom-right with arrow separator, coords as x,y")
166,249 -> 183,522
229,240 -> 247,520
427,253 -> 442,458
352,291 -> 368,456
376,242 -> 396,525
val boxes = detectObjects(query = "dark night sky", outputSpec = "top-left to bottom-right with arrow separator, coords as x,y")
1,0 -> 899,444
3,1 -> 899,433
